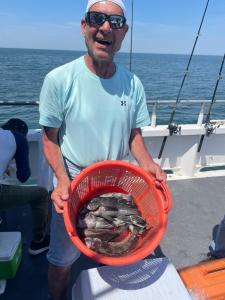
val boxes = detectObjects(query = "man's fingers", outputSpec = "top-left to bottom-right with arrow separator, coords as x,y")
161,170 -> 167,181
51,191 -> 68,214
155,165 -> 167,182
61,194 -> 69,201
53,202 -> 64,214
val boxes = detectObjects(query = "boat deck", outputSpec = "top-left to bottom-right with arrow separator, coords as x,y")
1,175 -> 224,299
161,175 -> 225,269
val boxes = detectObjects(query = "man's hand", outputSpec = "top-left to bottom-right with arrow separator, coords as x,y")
42,127 -> 73,213
129,128 -> 167,186
140,161 -> 167,187
51,177 -> 71,214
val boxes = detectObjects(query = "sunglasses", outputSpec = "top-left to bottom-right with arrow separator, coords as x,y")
85,11 -> 126,29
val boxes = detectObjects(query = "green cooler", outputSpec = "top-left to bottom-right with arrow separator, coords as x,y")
0,232 -> 22,279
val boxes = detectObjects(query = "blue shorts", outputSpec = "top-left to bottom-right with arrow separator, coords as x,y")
47,158 -> 83,266
47,205 -> 80,266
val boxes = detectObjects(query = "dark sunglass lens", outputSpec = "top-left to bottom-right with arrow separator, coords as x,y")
109,16 -> 125,29
86,12 -> 126,29
89,12 -> 105,26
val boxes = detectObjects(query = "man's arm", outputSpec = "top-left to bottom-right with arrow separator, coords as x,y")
42,126 -> 71,213
129,128 -> 166,183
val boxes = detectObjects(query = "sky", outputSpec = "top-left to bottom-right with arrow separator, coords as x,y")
0,0 -> 224,55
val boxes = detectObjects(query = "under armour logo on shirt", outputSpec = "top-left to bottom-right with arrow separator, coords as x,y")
121,100 -> 127,106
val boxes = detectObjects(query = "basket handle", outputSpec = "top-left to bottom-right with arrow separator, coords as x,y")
156,181 -> 172,213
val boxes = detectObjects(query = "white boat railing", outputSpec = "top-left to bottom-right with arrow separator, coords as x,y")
146,100 -> 225,127
1,99 -> 225,127
1,100 -> 225,183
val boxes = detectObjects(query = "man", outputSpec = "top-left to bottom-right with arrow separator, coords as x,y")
0,118 -> 49,255
39,1 -> 166,299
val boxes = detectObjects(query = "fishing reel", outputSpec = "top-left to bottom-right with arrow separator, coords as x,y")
168,122 -> 181,136
204,121 -> 223,136
204,122 -> 215,136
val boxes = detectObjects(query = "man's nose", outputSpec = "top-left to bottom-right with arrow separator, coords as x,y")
99,20 -> 112,32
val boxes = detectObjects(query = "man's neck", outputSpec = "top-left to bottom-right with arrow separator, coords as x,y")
84,54 -> 116,78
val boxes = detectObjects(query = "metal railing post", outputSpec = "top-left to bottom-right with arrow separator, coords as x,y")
197,102 -> 205,126
151,102 -> 157,127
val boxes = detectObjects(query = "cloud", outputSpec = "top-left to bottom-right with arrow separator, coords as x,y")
0,11 -> 15,17
34,21 -> 81,30
0,21 -> 85,50
66,21 -> 81,28
134,21 -> 188,36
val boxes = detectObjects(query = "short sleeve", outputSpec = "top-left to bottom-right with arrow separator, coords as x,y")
39,74 -> 63,128
132,77 -> 150,128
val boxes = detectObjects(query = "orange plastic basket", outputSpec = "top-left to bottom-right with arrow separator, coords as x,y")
64,160 -> 172,266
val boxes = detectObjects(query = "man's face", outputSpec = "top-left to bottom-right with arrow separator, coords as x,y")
81,2 -> 128,62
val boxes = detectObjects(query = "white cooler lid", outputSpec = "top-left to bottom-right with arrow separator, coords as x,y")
0,232 -> 21,261
72,257 -> 192,300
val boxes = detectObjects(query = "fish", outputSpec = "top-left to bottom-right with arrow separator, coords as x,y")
85,225 -> 139,256
91,205 -> 139,218
111,215 -> 147,229
77,192 -> 147,256
77,212 -> 114,229
79,226 -> 128,242
86,194 -> 134,211
129,215 -> 147,229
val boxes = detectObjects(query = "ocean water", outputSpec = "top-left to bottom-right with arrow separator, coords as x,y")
0,48 -> 225,128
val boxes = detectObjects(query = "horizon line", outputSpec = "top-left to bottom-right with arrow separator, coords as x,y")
0,47 -> 222,57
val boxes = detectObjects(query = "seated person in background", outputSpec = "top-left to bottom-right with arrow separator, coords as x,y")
0,118 -> 50,255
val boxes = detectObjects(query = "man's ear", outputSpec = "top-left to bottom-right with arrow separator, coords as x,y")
121,23 -> 129,40
124,24 -> 129,35
81,18 -> 86,36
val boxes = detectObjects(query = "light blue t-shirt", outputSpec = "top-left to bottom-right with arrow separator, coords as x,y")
39,56 -> 150,168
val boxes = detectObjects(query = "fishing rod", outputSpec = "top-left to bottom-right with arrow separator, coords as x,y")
158,0 -> 210,159
197,53 -> 225,153
0,101 -> 39,106
129,0 -> 134,72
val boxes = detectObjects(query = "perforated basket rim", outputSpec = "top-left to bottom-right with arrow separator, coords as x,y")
70,160 -> 156,192
64,160 -> 172,266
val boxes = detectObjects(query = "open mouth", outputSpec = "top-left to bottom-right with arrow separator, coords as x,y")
95,38 -> 112,46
